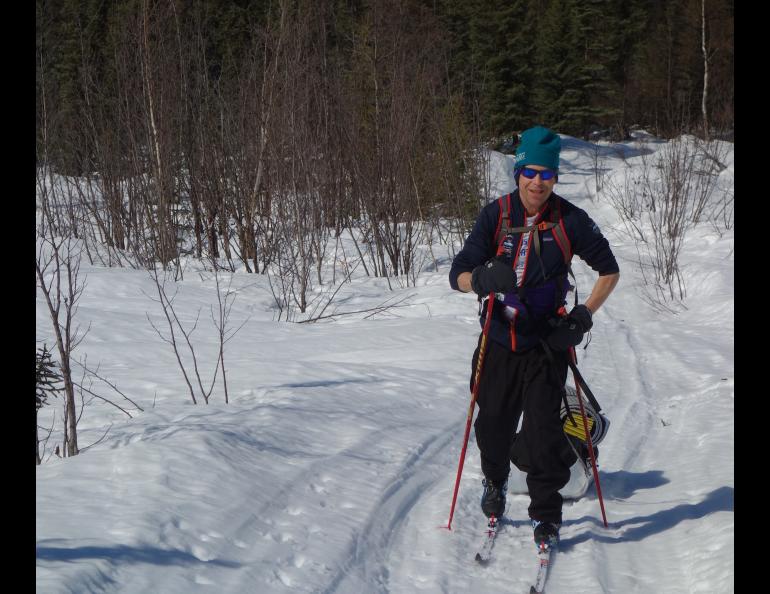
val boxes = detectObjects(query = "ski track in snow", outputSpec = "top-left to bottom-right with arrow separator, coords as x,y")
317,417 -> 458,594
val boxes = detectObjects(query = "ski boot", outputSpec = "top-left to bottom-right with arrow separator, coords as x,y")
480,477 -> 508,518
532,520 -> 560,551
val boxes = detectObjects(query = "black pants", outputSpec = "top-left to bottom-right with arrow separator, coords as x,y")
470,336 -> 572,524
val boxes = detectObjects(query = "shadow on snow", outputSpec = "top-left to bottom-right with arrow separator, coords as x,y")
559,483 -> 733,551
599,469 -> 671,500
36,542 -> 241,568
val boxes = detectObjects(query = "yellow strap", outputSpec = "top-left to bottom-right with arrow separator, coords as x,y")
563,414 -> 594,441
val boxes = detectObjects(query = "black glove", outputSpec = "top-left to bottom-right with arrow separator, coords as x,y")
545,305 -> 592,351
470,258 -> 517,297
568,304 -> 593,332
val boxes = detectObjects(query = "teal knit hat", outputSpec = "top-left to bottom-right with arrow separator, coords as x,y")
513,126 -> 561,171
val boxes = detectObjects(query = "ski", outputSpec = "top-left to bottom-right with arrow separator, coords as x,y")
474,514 -> 500,565
530,541 -> 556,593
473,514 -> 556,593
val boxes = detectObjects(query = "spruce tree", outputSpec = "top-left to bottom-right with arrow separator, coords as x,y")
570,0 -> 621,136
532,0 -> 584,135
610,0 -> 649,135
437,0 -> 534,138
484,0 -> 533,135
36,345 -> 62,465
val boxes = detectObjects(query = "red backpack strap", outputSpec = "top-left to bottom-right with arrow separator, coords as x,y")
494,194 -> 512,256
548,196 -> 572,265
547,196 -> 578,307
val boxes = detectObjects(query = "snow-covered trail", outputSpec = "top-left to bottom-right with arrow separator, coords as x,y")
37,284 -> 488,594
37,270 -> 732,593
37,135 -> 733,593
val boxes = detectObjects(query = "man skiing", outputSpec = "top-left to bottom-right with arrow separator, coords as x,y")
449,126 -> 620,548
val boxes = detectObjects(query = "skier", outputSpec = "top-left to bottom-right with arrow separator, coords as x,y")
449,126 -> 620,548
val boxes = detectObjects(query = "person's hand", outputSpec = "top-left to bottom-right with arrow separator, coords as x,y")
470,258 -> 517,297
568,304 -> 593,332
545,305 -> 592,351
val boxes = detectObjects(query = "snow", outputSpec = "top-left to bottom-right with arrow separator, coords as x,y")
36,132 -> 734,593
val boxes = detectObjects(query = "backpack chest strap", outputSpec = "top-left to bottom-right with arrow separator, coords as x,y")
495,194 -> 569,264
494,194 -> 577,307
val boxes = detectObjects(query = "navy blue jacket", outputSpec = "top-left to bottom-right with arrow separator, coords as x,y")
449,190 -> 619,351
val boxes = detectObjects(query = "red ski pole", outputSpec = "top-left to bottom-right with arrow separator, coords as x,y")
569,346 -> 608,528
446,293 -> 496,530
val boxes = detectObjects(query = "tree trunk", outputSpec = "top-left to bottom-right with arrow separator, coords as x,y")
701,0 -> 710,141
61,359 -> 79,457
36,410 -> 41,465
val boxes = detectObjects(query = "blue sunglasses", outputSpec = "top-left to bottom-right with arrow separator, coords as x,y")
519,167 -> 557,181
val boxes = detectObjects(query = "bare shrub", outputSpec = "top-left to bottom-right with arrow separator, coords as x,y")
601,135 -> 728,306
145,261 -> 246,404
36,222 -> 89,457
709,183 -> 734,235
